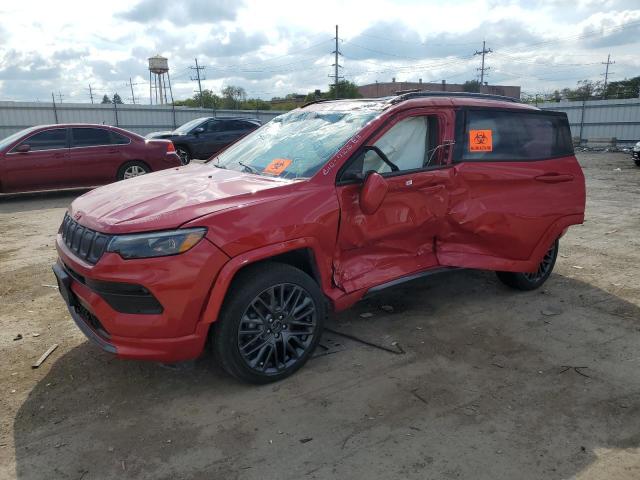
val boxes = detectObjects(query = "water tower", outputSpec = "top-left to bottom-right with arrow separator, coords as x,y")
148,55 -> 173,105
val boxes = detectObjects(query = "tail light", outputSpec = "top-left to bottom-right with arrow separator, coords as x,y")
166,142 -> 176,153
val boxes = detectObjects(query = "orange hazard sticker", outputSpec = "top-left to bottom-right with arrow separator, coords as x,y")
469,129 -> 493,152
263,158 -> 292,175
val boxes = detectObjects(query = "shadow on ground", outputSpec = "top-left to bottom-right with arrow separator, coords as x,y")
13,270 -> 640,480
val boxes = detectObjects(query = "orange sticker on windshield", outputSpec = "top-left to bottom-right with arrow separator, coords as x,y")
263,158 -> 292,175
469,129 -> 493,152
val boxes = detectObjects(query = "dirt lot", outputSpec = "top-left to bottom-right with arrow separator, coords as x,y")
1,152 -> 639,480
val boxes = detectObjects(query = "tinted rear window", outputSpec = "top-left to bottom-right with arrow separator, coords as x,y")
110,131 -> 130,145
456,110 -> 574,161
72,128 -> 112,147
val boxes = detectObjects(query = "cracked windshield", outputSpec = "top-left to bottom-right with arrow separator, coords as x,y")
213,107 -> 381,179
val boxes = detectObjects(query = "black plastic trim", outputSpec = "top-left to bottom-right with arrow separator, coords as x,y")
63,262 -> 164,315
364,267 -> 461,297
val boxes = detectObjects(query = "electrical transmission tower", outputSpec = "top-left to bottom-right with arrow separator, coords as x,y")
601,54 -> 615,99
328,25 -> 343,99
474,40 -> 492,86
190,58 -> 206,107
87,84 -> 94,104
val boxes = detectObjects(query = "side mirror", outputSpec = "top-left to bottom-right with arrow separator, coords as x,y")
359,172 -> 388,215
16,144 -> 31,153
193,127 -> 205,135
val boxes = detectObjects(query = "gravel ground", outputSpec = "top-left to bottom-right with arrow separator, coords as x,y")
0,152 -> 639,480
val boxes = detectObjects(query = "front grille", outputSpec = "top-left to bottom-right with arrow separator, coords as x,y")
60,213 -> 111,264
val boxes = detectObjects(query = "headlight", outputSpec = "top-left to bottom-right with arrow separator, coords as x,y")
106,228 -> 206,259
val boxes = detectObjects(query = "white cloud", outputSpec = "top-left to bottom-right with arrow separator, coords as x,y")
0,0 -> 639,102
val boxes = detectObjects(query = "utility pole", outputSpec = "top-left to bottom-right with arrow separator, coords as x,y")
601,53 -> 615,99
87,84 -> 94,104
51,92 -> 59,123
190,58 -> 206,107
129,78 -> 136,104
474,40 -> 492,86
328,25 -> 343,99
56,91 -> 64,103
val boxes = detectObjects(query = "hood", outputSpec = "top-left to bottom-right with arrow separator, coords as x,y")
145,130 -> 177,139
69,164 -> 294,234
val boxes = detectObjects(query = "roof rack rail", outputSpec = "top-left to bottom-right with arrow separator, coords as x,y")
301,98 -> 333,108
391,90 -> 520,104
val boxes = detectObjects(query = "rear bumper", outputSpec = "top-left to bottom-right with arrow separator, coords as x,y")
55,233 -> 229,362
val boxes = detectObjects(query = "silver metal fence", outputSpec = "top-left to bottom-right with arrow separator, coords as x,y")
0,101 -> 285,138
538,98 -> 640,145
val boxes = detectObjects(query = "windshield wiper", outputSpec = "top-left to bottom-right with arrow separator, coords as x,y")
238,161 -> 261,175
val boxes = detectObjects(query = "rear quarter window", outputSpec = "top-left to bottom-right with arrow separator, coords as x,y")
455,109 -> 574,162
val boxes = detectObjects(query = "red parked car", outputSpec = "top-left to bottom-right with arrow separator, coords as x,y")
0,124 -> 181,193
53,93 -> 586,383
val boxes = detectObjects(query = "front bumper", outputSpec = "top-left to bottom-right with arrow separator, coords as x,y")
54,233 -> 229,362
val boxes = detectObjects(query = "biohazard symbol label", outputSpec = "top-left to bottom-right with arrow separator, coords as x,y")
469,129 -> 493,152
263,158 -> 292,175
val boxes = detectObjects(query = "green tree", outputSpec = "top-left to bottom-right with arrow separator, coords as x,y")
462,80 -> 480,93
221,85 -> 247,109
326,80 -> 361,99
604,76 -> 640,99
112,93 -> 123,104
101,94 -> 112,104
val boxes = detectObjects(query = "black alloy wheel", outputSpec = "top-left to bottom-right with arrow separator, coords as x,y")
237,283 -> 317,375
212,263 -> 325,384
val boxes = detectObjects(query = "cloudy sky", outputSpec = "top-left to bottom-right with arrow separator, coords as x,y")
0,0 -> 639,103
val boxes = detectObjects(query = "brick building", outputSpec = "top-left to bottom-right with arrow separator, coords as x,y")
358,80 -> 521,99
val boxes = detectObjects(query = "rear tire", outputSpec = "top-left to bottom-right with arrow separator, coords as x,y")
117,161 -> 150,181
496,240 -> 559,291
212,262 -> 325,384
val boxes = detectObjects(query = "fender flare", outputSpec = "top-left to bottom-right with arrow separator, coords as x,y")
198,237 -> 332,327
526,213 -> 584,268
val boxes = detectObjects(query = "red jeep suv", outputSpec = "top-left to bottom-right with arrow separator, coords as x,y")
53,93 -> 586,383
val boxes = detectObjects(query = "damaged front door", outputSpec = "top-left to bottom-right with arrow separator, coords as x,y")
333,111 -> 454,293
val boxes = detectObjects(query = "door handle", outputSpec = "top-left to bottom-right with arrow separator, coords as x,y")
107,149 -> 118,154
535,173 -> 574,183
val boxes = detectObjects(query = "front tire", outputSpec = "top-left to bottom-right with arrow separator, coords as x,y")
212,262 -> 325,384
496,240 -> 559,291
634,159 -> 640,167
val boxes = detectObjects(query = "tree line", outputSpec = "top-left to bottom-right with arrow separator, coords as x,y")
173,80 -> 362,111
521,77 -> 640,104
